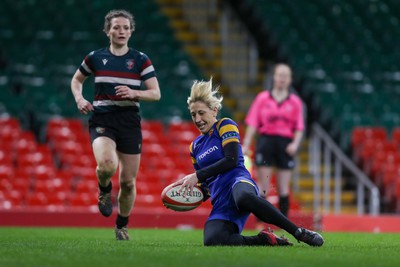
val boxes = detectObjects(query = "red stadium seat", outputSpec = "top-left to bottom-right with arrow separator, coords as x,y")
135,194 -> 159,208
1,190 -> 24,207
141,120 -> 164,133
53,170 -> 74,186
69,193 -> 97,207
368,152 -> 397,180
392,128 -> 400,145
26,192 -> 48,206
47,192 -> 68,206
0,150 -> 13,165
74,180 -> 98,194
351,126 -> 387,150
0,178 -> 13,192
15,131 -> 38,154
0,164 -> 14,179
10,178 -> 31,195
32,164 -> 56,180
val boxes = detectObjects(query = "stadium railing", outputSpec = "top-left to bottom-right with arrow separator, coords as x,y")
309,123 -> 380,215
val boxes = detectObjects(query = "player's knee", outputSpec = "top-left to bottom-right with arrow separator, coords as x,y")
97,159 -> 117,178
235,190 -> 256,211
120,180 -> 135,193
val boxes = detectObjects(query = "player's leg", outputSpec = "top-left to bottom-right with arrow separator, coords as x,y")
254,135 -> 275,229
276,169 -> 291,216
233,182 -> 324,246
256,166 -> 273,198
92,136 -> 119,217
114,152 -> 140,240
276,136 -> 295,216
204,220 -> 291,246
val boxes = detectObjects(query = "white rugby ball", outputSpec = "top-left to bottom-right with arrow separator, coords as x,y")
161,183 -> 203,212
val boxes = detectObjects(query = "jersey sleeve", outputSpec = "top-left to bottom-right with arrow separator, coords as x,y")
245,92 -> 265,128
216,118 -> 240,146
78,51 -> 95,76
139,53 -> 156,81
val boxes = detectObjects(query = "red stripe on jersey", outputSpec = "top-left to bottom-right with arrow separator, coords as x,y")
142,59 -> 152,70
96,70 -> 140,79
94,94 -> 140,102
84,56 -> 94,71
94,94 -> 122,100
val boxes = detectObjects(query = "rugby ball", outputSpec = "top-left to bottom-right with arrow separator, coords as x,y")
161,183 -> 203,212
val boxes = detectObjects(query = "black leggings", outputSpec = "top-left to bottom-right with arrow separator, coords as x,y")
203,182 -> 298,246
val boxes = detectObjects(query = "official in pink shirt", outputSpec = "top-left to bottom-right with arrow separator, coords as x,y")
243,63 -> 304,218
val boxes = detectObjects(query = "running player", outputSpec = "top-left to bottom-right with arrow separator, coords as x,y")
174,78 -> 323,246
242,63 -> 304,217
70,9 -> 161,240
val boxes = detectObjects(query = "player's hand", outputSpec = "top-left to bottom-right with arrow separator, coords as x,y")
76,98 -> 94,114
286,142 -> 298,156
115,85 -> 137,100
242,146 -> 252,156
178,173 -> 199,196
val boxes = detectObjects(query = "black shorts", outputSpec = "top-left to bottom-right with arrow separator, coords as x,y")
254,135 -> 295,169
89,110 -> 142,154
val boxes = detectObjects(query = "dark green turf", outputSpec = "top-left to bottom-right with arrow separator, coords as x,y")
0,227 -> 399,267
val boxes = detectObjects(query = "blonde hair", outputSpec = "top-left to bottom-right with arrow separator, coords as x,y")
187,78 -> 223,110
104,9 -> 135,33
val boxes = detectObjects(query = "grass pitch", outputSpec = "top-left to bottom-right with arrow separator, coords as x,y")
0,227 -> 399,267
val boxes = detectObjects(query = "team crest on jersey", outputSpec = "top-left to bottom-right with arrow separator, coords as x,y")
126,59 -> 134,70
208,129 -> 214,136
96,127 -> 105,134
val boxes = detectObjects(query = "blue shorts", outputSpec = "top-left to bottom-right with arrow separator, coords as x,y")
208,178 -> 259,233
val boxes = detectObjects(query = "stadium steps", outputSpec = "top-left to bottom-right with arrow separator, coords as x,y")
156,0 -> 237,111
294,139 -> 358,214
156,0 -> 266,122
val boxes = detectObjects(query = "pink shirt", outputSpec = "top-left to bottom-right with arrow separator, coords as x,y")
245,91 -> 304,139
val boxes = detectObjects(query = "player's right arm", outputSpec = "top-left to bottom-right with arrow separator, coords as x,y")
71,69 -> 93,115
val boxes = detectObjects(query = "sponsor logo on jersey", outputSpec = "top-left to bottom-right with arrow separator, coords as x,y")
198,145 -> 218,161
102,59 -> 108,65
126,59 -> 134,70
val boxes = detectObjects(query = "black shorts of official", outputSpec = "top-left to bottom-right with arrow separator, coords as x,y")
254,135 -> 295,170
89,110 -> 142,155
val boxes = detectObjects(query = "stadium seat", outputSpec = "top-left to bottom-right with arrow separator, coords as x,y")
391,127 -> 400,144
69,193 -> 97,207
0,164 -> 14,179
74,180 -> 98,194
0,178 -> 12,192
46,191 -> 68,206
26,192 -> 48,206
0,190 -> 24,208
0,150 -> 13,165
141,120 -> 164,133
135,194 -> 159,208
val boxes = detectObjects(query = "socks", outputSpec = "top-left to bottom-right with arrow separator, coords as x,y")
99,181 -> 112,193
279,195 -> 289,217
116,214 -> 129,229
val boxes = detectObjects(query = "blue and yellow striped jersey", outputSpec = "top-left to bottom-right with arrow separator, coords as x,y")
190,118 -> 251,195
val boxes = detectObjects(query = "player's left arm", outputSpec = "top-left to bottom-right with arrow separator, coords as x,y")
115,77 -> 160,101
286,130 -> 303,156
286,98 -> 305,156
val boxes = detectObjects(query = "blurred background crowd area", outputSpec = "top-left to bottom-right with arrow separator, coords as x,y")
1,0 -> 400,213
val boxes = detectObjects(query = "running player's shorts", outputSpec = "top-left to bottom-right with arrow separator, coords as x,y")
208,177 -> 259,233
254,134 -> 295,169
89,110 -> 142,154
